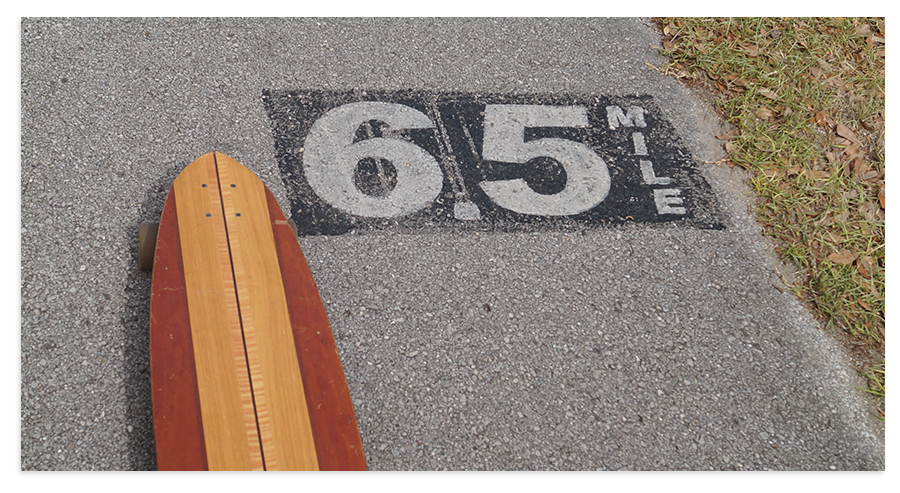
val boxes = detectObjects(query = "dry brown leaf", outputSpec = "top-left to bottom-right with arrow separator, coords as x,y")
852,157 -> 871,181
716,129 -> 739,140
759,87 -> 779,99
859,279 -> 879,296
662,40 -> 676,51
804,170 -> 831,180
740,43 -> 760,57
859,300 -> 872,311
756,107 -> 775,121
842,142 -> 862,158
810,111 -> 829,126
877,185 -> 885,209
862,170 -> 880,182
857,264 -> 869,279
828,250 -> 857,265
836,123 -> 861,144
857,256 -> 875,279
724,141 -> 736,154
842,159 -> 855,178
860,201 -> 878,222
832,135 -> 853,146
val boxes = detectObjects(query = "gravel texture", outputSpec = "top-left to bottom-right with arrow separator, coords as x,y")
20,17 -> 884,471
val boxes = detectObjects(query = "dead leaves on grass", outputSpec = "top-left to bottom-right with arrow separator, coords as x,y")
836,123 -> 861,144
739,43 -> 760,57
655,17 -> 885,346
857,255 -> 876,279
828,250 -> 857,265
755,107 -> 775,121
758,87 -> 780,100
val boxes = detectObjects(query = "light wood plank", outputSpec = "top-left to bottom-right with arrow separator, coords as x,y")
215,152 -> 319,471
173,152 -> 264,471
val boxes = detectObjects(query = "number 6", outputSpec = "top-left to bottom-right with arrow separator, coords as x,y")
480,104 -> 610,216
303,102 -> 443,218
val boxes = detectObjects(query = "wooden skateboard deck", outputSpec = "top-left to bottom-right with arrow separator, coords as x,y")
148,152 -> 366,471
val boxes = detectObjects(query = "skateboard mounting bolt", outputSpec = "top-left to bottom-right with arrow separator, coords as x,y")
230,184 -> 236,187
236,213 -> 242,217
206,213 -> 212,217
202,184 -> 207,188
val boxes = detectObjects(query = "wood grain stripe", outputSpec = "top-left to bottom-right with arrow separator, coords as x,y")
174,152 -> 263,471
266,190 -> 367,470
149,187 -> 209,471
215,152 -> 319,471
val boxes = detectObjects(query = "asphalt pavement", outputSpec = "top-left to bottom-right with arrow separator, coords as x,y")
20,17 -> 884,471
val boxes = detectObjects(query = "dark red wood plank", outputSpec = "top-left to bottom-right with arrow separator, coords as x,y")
149,187 -> 209,471
266,190 -> 367,471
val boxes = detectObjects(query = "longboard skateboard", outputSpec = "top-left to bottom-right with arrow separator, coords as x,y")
142,152 -> 366,470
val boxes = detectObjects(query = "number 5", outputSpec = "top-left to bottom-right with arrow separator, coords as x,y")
480,105 -> 610,216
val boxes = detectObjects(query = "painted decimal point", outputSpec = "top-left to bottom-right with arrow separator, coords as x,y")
454,201 -> 482,220
303,101 -> 444,218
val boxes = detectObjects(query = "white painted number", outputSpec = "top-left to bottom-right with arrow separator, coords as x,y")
303,102 -> 621,218
480,105 -> 611,216
303,102 -> 444,218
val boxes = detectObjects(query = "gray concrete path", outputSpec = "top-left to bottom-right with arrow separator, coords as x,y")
20,17 -> 883,470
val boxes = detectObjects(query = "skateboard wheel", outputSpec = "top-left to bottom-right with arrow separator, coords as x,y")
139,222 -> 160,271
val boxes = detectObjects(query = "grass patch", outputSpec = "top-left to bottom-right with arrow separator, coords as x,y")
862,362 -> 885,420
653,17 -> 885,412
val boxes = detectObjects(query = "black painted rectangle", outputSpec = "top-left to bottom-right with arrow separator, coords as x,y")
262,89 -> 724,235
